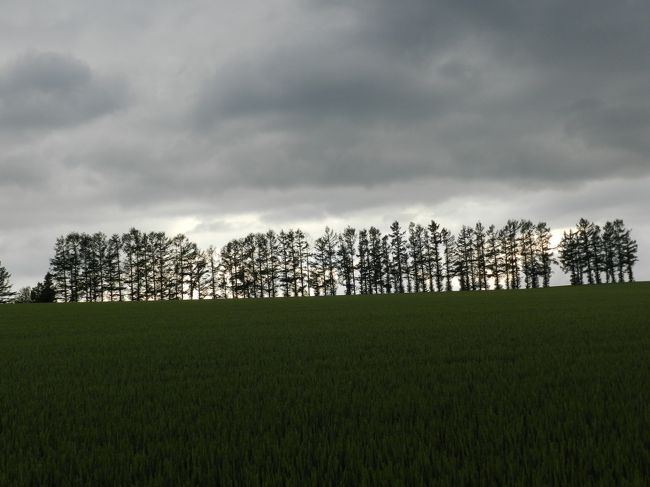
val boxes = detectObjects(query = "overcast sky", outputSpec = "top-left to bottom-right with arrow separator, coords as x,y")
1,0 -> 648,289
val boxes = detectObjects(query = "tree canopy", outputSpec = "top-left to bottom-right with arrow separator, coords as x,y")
35,217 -> 636,303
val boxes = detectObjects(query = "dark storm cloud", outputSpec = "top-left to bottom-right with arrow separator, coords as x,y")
0,51 -> 127,132
195,47 -> 450,126
346,0 -> 649,72
191,0 -> 650,188
565,99 -> 650,156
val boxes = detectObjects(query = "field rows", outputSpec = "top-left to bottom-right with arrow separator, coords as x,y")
1,284 -> 649,485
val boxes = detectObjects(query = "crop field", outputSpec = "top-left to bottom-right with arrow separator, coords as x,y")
0,284 -> 649,485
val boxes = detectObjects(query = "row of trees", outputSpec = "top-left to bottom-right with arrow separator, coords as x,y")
214,220 -> 555,299
42,219 -> 578,302
557,219 -> 637,285
0,218 -> 639,303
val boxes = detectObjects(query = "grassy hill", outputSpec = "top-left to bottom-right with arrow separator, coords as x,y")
1,284 -> 649,485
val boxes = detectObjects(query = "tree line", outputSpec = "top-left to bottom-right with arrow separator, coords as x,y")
0,218 -> 639,304
557,218 -> 637,285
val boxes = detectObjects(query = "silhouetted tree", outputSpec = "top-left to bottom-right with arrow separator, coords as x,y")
278,230 -> 293,297
264,230 -> 280,297
0,261 -> 14,303
455,226 -> 474,291
357,229 -> 370,294
294,229 -> 309,297
576,218 -> 599,285
31,272 -> 57,303
67,233 -> 82,302
535,222 -> 554,287
558,230 -> 582,285
485,225 -> 503,290
50,237 -> 70,302
389,221 -> 407,293
474,222 -> 488,290
602,221 -> 618,283
318,227 -> 338,296
519,220 -> 537,289
122,229 -> 143,301
501,220 -> 521,289
441,228 -> 455,292
106,234 -> 124,301
368,226 -> 384,294
381,235 -> 392,294
191,248 -> 209,299
619,222 -> 638,282
426,220 -> 444,292
337,227 -> 357,295
408,223 -> 427,293
204,245 -> 219,299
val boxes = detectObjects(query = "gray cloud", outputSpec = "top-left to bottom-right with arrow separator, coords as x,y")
188,0 -> 650,191
0,153 -> 52,189
565,99 -> 650,157
0,51 -> 127,132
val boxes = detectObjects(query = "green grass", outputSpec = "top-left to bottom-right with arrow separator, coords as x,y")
1,284 -> 649,486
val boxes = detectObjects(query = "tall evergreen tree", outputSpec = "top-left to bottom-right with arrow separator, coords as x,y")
620,224 -> 638,282
320,227 -> 338,296
501,220 -> 521,289
381,235 -> 392,294
278,230 -> 293,297
408,223 -> 427,293
474,222 -> 488,290
204,245 -> 219,299
192,249 -> 210,299
368,227 -> 384,294
441,228 -> 455,292
389,221 -> 407,293
0,261 -> 15,303
601,221 -> 618,283
122,229 -> 142,301
66,233 -> 82,302
558,230 -> 582,285
219,240 -> 239,299
264,230 -> 280,298
106,234 -> 124,301
294,229 -> 309,297
337,227 -> 357,295
50,236 -> 70,302
426,220 -> 444,292
454,226 -> 474,291
89,232 -> 108,301
535,222 -> 554,288
357,229 -> 370,295
576,218 -> 599,285
519,220 -> 537,289
148,231 -> 171,301
31,272 -> 57,303
310,235 -> 327,296
485,225 -> 503,290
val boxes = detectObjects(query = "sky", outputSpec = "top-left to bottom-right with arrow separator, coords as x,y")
1,0 -> 648,289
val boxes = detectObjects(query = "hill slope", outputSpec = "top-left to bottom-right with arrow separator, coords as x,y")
1,284 -> 649,485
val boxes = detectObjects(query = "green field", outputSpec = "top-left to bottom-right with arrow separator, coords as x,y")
1,284 -> 649,485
